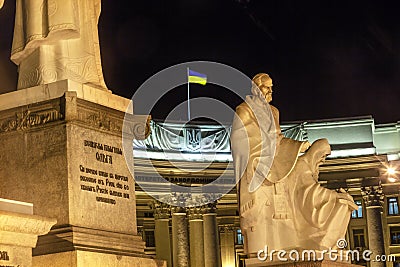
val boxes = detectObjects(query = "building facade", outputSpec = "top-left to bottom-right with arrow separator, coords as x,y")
133,116 -> 400,267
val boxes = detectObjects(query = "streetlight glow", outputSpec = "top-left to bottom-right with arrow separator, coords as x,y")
387,167 -> 396,176
386,166 -> 398,182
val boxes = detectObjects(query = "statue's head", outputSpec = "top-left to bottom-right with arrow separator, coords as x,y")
251,73 -> 273,103
306,138 -> 331,178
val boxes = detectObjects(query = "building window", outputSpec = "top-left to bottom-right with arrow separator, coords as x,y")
145,230 -> 155,247
351,200 -> 363,218
388,197 -> 399,215
238,254 -> 247,267
236,229 -> 244,245
390,227 -> 400,245
352,229 -> 365,248
144,212 -> 154,218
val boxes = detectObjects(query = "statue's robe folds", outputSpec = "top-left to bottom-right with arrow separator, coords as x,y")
285,140 -> 354,250
231,97 -> 355,255
11,0 -> 106,90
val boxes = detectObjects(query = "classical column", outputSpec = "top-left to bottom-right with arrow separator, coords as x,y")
171,206 -> 190,267
189,206 -> 205,267
203,202 -> 222,267
219,225 -> 236,267
362,185 -> 385,267
153,201 -> 172,267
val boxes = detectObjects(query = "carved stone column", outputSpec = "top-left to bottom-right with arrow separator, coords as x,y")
219,225 -> 236,267
152,201 -> 172,267
171,206 -> 190,267
362,186 -> 385,267
203,202 -> 222,267
188,206 -> 205,267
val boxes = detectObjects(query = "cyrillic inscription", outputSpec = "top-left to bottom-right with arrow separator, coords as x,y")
79,140 -> 130,205
0,251 -> 9,261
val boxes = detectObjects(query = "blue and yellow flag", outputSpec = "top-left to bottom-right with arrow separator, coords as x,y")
188,69 -> 207,85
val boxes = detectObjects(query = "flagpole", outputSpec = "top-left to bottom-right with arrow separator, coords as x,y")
187,67 -> 190,121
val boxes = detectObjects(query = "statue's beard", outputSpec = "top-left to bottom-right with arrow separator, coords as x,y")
262,93 -> 272,103
251,86 -> 272,103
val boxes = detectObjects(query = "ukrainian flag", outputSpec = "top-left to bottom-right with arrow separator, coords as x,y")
188,69 -> 207,85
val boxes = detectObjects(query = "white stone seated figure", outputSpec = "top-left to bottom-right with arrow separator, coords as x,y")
231,73 -> 357,256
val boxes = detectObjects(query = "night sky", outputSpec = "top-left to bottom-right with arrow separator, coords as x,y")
0,0 -> 399,124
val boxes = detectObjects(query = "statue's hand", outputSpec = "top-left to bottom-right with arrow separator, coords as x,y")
337,192 -> 352,201
300,141 -> 311,153
337,188 -> 352,200
337,188 -> 358,210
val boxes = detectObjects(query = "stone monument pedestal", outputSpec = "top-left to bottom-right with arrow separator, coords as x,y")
33,251 -> 166,267
0,198 -> 56,267
0,80 -> 164,266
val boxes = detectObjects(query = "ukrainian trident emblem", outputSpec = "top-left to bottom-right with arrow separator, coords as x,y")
184,127 -> 202,151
